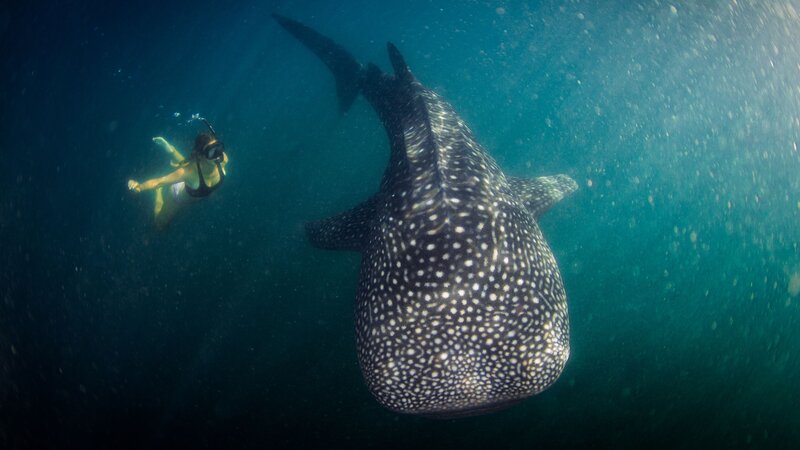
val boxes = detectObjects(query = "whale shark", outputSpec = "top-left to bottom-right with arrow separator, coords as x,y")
274,14 -> 578,418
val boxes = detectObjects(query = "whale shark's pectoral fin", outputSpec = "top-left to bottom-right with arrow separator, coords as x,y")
509,174 -> 578,219
305,197 -> 377,252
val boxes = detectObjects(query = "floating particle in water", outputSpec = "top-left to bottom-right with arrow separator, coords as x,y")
173,112 -> 181,118
670,5 -> 678,15
689,231 -> 698,243
495,6 -> 505,16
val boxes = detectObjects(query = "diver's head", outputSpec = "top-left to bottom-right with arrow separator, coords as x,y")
193,132 -> 224,161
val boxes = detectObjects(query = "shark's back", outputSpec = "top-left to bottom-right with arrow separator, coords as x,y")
275,14 -> 578,417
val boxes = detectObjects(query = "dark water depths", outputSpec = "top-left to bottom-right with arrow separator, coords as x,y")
2,0 -> 800,448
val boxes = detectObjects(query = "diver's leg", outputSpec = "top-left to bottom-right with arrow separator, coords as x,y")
153,137 -> 185,165
154,187 -> 164,216
167,147 -> 185,165
154,185 -> 182,230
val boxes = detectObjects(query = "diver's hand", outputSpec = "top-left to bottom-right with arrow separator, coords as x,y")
128,179 -> 141,193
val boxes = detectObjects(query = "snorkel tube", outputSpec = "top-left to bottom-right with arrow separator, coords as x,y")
200,117 -> 217,137
190,113 -> 217,137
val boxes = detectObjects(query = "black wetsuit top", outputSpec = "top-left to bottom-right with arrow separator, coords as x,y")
185,157 -> 225,198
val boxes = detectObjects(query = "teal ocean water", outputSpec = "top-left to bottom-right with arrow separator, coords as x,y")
2,1 -> 800,448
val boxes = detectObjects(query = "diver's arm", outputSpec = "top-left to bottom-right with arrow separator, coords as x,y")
128,168 -> 186,193
153,136 -> 186,163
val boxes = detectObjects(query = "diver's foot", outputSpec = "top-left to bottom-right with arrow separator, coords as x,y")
153,136 -> 169,149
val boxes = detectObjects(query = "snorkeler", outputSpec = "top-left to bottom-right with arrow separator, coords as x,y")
127,121 -> 229,228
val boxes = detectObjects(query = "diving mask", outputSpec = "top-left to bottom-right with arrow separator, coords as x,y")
203,141 -> 225,161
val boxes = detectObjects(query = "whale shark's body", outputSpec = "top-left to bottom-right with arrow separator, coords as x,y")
275,15 -> 578,418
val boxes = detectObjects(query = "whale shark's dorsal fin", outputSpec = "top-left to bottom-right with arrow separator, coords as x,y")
305,196 -> 378,252
272,14 -> 362,112
387,42 -> 411,81
509,175 -> 578,219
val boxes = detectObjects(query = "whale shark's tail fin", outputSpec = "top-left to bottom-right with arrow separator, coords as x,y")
273,14 -> 363,112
